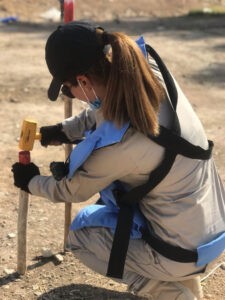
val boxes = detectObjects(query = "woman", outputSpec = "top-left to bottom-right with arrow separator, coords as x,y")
12,21 -> 225,300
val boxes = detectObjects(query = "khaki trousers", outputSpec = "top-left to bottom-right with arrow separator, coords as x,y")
67,227 -> 204,300
135,277 -> 203,299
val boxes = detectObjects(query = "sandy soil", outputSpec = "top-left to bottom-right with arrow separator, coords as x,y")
0,1 -> 225,299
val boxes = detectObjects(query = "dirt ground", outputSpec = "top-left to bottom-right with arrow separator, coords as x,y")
0,1 -> 225,299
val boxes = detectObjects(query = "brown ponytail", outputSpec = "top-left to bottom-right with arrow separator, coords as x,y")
89,30 -> 164,136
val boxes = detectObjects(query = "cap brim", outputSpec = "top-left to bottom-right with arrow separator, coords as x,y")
48,78 -> 62,101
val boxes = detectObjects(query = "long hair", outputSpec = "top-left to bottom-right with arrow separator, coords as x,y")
87,30 -> 165,136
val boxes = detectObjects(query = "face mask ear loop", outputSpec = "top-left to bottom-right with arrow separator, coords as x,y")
91,87 -> 98,100
78,80 -> 90,103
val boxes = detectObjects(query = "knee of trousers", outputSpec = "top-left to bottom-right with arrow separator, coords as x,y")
66,230 -> 83,251
179,277 -> 203,299
66,227 -> 113,256
136,279 -> 201,300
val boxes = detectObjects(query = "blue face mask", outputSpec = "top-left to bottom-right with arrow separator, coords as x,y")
78,80 -> 102,110
89,87 -> 102,110
89,98 -> 101,110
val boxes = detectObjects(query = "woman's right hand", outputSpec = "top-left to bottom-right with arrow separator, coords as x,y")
40,124 -> 71,146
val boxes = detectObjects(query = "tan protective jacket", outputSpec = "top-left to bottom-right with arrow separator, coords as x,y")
29,71 -> 225,258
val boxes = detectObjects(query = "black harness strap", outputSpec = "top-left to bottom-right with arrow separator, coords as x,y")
106,197 -> 134,278
141,228 -> 198,263
145,44 -> 180,136
106,44 -> 213,279
152,126 -> 214,160
107,149 -> 177,278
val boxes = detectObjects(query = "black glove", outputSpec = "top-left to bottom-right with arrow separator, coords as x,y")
11,162 -> 40,193
40,123 -> 71,146
49,161 -> 69,181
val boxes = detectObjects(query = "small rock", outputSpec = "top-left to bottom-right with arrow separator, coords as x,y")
3,285 -> 10,289
203,7 -> 213,14
38,217 -> 48,221
54,253 -> 64,264
41,247 -> 53,258
34,291 -> 42,296
205,294 -> 213,299
4,268 -> 15,275
7,233 -> 16,239
32,284 -> 39,290
9,98 -> 19,103
220,263 -> 225,270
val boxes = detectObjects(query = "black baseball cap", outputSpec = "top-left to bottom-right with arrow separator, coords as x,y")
45,21 -> 104,101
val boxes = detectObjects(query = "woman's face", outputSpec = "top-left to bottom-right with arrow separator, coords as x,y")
63,82 -> 87,101
63,75 -> 106,103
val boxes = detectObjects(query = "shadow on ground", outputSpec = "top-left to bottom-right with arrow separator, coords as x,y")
1,13 -> 225,38
1,14 -> 225,88
37,283 -> 145,300
190,63 -> 225,86
0,256 -> 62,288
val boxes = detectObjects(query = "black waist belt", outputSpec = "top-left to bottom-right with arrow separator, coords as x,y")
141,228 -> 198,263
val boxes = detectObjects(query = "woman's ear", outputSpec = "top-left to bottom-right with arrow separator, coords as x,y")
76,75 -> 92,90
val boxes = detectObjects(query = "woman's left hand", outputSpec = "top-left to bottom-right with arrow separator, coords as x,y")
11,162 -> 40,193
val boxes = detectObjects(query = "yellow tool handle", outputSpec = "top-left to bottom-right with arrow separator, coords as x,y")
35,132 -> 42,141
